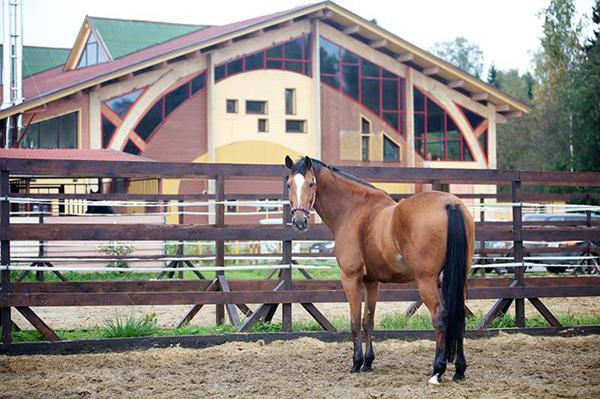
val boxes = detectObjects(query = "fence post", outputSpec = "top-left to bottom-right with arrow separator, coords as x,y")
282,176 -> 292,332
511,177 -> 525,328
215,174 -> 225,325
1,167 -> 12,344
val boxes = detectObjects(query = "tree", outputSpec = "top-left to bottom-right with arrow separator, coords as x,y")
487,64 -> 498,87
570,0 -> 600,171
495,69 -> 533,103
432,37 -> 484,78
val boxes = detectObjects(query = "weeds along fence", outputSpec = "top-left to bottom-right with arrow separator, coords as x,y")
1,158 -> 600,346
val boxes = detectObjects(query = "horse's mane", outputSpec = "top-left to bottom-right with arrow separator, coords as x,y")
291,158 -> 382,192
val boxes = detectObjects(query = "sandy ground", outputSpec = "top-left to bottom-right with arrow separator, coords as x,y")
1,334 -> 599,399
11,297 -> 600,331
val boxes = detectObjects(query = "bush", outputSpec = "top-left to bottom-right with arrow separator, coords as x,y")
100,241 -> 135,269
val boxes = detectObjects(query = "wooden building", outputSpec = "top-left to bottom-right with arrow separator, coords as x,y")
0,1 -> 529,207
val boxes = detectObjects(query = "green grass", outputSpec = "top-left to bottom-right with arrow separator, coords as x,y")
10,311 -> 600,343
101,313 -> 160,338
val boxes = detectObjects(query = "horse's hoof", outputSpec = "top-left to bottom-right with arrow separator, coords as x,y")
360,365 -> 373,373
452,373 -> 465,382
350,366 -> 361,374
428,374 -> 441,386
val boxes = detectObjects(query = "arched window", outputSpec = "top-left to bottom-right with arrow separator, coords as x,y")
319,37 -> 405,135
128,73 -> 206,152
214,35 -> 311,82
414,88 -> 473,161
457,104 -> 488,160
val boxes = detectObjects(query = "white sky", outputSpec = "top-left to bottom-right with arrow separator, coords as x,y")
7,0 -> 598,74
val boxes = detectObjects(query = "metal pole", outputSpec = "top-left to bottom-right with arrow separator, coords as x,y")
282,176 -> 292,332
215,174 -> 225,325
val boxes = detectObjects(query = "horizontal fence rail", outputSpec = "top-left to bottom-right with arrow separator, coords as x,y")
1,158 -> 600,348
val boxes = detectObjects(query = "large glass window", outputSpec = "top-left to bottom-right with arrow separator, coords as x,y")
215,35 -> 311,82
133,72 -> 205,144
102,116 -> 116,148
77,30 -> 109,69
383,136 -> 400,162
413,88 -> 473,161
19,112 -> 78,149
105,89 -> 143,118
319,37 -> 405,136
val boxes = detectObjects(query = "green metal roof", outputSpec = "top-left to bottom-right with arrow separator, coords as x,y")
0,45 -> 69,77
87,17 -> 209,60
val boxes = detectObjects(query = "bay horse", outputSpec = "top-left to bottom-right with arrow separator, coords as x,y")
284,156 -> 474,384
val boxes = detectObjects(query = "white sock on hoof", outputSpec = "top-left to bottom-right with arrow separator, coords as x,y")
428,374 -> 440,385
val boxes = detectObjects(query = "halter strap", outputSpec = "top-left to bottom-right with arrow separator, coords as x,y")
290,176 -> 317,216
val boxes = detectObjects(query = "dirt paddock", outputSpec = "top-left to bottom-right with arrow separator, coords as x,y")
1,334 -> 599,399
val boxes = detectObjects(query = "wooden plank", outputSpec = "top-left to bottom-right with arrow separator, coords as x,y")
478,298 -> 513,330
403,300 -> 422,318
15,306 -> 59,342
301,303 -> 336,332
3,326 -> 600,356
176,279 -> 218,328
528,297 -> 562,327
217,275 -> 240,326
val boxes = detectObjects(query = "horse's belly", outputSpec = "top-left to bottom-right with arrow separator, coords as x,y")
365,254 -> 413,283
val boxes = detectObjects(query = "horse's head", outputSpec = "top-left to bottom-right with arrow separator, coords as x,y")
284,155 -> 317,232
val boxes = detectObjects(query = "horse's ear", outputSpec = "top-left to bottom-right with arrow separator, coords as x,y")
304,156 -> 312,170
284,155 -> 294,170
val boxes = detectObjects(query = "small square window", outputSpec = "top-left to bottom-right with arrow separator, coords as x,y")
258,118 -> 268,132
226,99 -> 238,113
285,119 -> 306,133
246,100 -> 267,114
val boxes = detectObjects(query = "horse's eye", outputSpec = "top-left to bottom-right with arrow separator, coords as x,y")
287,183 -> 291,189
308,182 -> 314,189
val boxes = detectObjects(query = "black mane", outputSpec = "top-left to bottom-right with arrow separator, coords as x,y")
290,157 -> 379,190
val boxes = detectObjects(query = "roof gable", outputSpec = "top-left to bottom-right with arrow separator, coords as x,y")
87,17 -> 209,60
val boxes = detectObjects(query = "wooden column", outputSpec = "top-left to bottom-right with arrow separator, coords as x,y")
282,177 -> 292,332
512,178 -> 525,328
215,174 -> 225,325
404,68 -> 415,168
1,167 -> 12,344
311,18 -> 322,159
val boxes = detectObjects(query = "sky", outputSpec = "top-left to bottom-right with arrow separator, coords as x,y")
5,0 -> 598,74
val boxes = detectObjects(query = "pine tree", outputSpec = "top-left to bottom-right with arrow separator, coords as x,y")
487,64 -> 498,87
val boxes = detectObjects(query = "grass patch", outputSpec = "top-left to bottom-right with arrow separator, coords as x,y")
9,312 -> 600,343
101,313 -> 160,338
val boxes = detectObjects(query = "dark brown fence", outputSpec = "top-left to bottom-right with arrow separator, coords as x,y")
1,158 -> 600,347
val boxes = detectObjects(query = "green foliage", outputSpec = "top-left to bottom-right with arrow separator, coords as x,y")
101,313 -> 159,338
99,241 -> 135,269
487,64 -> 498,87
432,36 -> 484,78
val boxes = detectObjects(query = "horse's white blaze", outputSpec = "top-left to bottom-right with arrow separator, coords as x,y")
428,374 -> 440,385
293,174 -> 305,206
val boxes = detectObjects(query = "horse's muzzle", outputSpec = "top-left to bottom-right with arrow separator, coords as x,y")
291,214 -> 308,232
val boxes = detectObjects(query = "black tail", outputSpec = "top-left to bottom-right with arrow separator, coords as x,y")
441,204 -> 468,363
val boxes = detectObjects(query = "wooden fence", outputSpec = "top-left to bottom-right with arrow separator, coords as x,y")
1,158 -> 600,347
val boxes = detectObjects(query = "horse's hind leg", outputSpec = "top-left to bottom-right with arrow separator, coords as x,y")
417,278 -> 446,385
361,279 -> 379,372
341,273 -> 363,373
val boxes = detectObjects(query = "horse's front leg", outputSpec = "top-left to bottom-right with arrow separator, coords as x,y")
341,272 -> 363,373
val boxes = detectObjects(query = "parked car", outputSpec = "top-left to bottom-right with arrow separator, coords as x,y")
309,241 -> 335,254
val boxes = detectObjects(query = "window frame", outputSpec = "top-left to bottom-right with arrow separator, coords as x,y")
285,88 -> 296,115
383,134 -> 401,162
319,36 -> 406,136
214,34 -> 312,83
226,99 -> 238,114
413,86 -> 474,162
19,111 -> 79,149
246,100 -> 267,115
258,118 -> 269,133
285,119 -> 306,133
